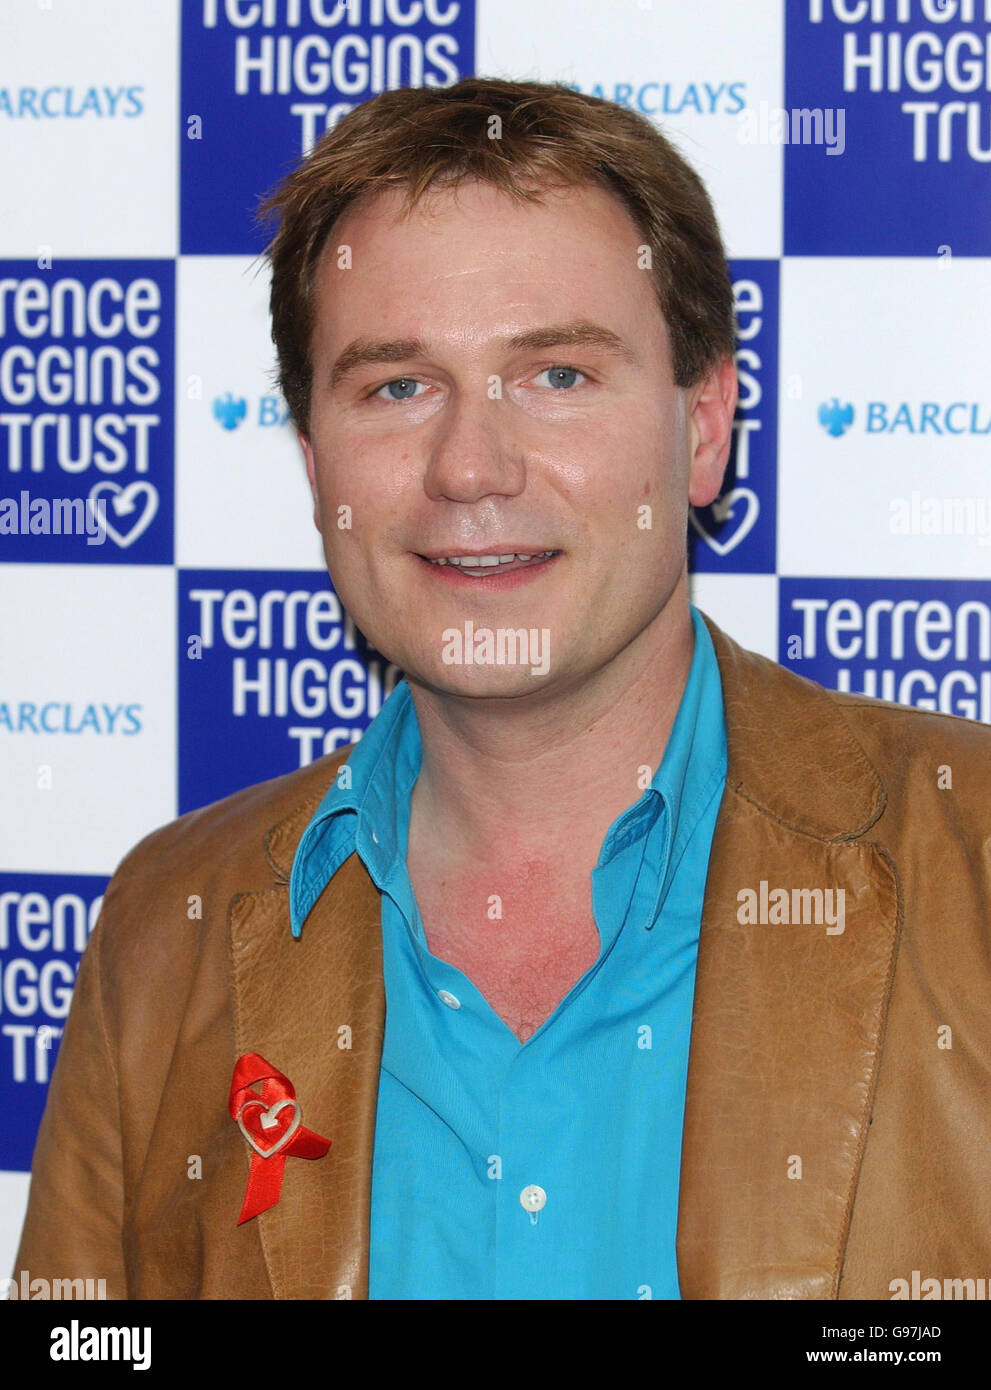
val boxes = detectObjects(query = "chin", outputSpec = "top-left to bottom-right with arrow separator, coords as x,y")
411,659 -> 555,699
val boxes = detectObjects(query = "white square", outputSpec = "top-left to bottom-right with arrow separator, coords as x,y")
0,1171 -> 30,1284
477,0 -> 783,257
175,256 -> 323,570
691,572 -> 778,662
0,565 -> 176,874
778,258 -> 991,578
1,0 -> 178,258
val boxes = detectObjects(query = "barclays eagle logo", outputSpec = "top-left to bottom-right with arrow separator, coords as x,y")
818,398 -> 854,438
213,393 -> 248,431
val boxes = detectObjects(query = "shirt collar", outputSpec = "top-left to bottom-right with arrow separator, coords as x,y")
289,674 -> 421,936
290,603 -> 724,938
597,602 -> 724,878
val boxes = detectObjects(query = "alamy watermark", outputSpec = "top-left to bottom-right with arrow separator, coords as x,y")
889,491 -> 991,544
890,1270 -> 990,1300
737,101 -> 846,156
737,880 -> 846,935
0,490 -> 108,545
441,622 -> 551,677
50,1320 -> 151,1371
2,1270 -> 107,1300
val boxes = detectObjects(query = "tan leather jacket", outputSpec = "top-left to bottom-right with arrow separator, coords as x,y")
13,612 -> 991,1299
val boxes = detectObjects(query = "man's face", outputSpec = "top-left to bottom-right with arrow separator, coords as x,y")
299,178 -> 734,698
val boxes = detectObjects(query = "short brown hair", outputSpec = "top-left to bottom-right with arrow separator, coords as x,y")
258,76 -> 735,437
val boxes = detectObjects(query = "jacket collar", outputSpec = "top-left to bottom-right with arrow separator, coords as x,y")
240,609 -> 900,1299
698,612 -> 885,839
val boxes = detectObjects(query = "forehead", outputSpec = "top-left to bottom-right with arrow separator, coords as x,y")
310,178 -> 667,350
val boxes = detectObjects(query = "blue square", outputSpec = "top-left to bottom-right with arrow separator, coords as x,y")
178,569 -> 402,812
0,260 -> 175,564
180,0 -> 478,254
784,8 -> 991,255
780,577 -> 991,724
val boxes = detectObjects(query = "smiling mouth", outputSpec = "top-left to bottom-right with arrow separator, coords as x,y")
417,550 -> 560,577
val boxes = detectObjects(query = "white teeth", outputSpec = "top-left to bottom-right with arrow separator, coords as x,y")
427,550 -> 555,567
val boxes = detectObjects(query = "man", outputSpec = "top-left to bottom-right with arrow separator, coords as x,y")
13,77 -> 991,1301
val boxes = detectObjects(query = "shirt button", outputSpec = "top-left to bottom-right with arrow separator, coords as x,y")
371,831 -> 379,845
519,1184 -> 546,1213
437,989 -> 461,1010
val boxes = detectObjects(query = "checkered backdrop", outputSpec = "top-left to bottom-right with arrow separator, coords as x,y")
2,0 -> 989,1274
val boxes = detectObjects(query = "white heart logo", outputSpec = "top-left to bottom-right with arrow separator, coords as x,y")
689,487 -> 759,557
87,481 -> 159,549
236,1097 -> 301,1160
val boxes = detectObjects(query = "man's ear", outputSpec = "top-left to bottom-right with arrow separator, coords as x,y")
687,355 -> 738,509
298,431 -> 323,532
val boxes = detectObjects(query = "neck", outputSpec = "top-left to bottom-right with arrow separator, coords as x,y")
406,577 -> 696,869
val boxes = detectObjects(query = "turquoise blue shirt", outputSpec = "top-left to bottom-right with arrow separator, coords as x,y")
290,603 -> 727,1300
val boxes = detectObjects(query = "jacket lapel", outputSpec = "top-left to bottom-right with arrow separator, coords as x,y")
676,616 -> 902,1298
228,785 -> 384,1300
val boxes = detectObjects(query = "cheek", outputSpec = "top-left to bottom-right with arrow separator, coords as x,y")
317,427 -> 417,510
310,443 -> 372,532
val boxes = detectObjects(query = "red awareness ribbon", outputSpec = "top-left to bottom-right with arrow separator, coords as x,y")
229,1052 -> 331,1225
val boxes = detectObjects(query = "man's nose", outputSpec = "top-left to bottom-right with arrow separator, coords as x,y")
421,389 -> 527,504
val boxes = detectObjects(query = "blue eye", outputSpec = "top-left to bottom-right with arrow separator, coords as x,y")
540,367 -> 585,389
375,377 -> 424,402
370,368 -> 586,402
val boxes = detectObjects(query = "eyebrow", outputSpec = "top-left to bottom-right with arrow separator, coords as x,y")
326,320 -> 639,391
